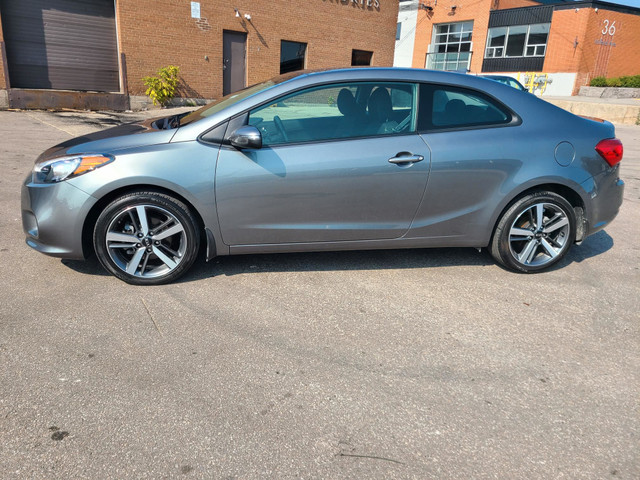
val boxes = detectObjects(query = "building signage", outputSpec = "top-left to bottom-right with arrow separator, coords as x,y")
353,0 -> 380,6
601,19 -> 616,36
324,0 -> 381,9
596,19 -> 617,47
595,39 -> 616,47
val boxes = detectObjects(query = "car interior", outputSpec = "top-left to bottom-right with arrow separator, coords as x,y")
430,88 -> 509,128
248,83 -> 415,145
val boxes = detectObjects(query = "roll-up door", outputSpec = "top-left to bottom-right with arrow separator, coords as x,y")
0,0 -> 119,92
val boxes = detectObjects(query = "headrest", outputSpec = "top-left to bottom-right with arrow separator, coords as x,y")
368,87 -> 393,122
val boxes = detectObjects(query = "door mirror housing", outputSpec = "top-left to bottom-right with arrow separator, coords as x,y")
229,126 -> 262,149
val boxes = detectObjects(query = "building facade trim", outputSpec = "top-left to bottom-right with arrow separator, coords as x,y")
488,5 -> 554,27
552,1 -> 640,16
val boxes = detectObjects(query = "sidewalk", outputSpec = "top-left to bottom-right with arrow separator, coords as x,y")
543,95 -> 640,125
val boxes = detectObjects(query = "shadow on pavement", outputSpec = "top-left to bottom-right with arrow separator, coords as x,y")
60,229 -> 614,283
562,229 -> 614,264
62,247 -> 494,283
61,256 -> 109,276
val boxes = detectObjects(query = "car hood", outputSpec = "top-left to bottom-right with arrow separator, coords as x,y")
36,117 -> 179,161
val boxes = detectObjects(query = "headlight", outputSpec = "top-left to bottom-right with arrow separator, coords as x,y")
33,154 -> 114,184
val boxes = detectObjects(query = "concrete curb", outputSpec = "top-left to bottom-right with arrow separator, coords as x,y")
544,98 -> 640,125
579,86 -> 640,99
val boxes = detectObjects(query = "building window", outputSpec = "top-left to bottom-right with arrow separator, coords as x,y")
352,50 -> 373,66
396,23 -> 402,41
525,24 -> 549,56
426,21 -> 473,72
485,23 -> 549,59
280,41 -> 307,74
485,27 -> 506,58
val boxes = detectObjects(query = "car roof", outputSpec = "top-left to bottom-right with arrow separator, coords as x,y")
173,67 -> 557,140
279,67 -> 484,88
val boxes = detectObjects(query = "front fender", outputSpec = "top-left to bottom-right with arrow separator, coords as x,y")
69,141 -> 229,257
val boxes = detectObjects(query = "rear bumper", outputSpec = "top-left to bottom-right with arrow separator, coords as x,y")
581,166 -> 624,237
21,176 -> 97,259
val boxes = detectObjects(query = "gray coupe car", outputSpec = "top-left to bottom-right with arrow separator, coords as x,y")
22,68 -> 624,284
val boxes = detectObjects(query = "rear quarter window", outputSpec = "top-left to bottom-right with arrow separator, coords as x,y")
419,84 -> 513,131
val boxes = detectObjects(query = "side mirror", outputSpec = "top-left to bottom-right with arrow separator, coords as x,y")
228,126 -> 262,149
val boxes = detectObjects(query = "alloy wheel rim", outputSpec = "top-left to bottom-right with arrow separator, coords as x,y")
508,202 -> 570,267
105,204 -> 187,278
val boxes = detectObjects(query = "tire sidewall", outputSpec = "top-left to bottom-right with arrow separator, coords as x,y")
94,192 -> 200,285
493,191 -> 576,273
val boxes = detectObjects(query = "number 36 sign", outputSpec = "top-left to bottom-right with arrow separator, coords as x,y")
602,19 -> 616,36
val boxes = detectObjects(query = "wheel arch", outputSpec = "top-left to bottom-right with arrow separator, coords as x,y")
81,184 -> 210,259
488,181 -> 588,247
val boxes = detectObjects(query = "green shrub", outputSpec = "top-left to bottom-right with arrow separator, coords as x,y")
620,75 -> 640,88
142,65 -> 180,106
590,74 -> 640,88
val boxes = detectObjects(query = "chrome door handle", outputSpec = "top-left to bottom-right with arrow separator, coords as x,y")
388,154 -> 424,165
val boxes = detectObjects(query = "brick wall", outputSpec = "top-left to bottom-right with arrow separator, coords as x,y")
411,0 -> 492,73
117,0 -> 398,99
409,0 -> 538,74
411,1 -> 639,94
545,6 -> 640,93
493,0 -> 540,10
584,8 -> 640,79
544,8 -> 591,75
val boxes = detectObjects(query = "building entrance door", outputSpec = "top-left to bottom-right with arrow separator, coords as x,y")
222,31 -> 247,95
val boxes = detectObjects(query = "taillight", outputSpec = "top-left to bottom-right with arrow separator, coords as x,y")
595,138 -> 623,167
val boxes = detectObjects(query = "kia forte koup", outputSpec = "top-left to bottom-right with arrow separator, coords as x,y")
22,68 -> 624,284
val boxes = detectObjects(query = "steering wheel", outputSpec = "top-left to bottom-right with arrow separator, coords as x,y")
273,115 -> 289,143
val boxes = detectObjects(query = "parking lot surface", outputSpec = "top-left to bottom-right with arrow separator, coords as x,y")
1,110 -> 638,479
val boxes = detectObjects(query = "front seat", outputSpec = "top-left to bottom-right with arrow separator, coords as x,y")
336,88 -> 367,137
367,87 -> 398,134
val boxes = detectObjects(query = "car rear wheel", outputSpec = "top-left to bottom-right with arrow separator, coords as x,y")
490,191 -> 576,273
94,191 -> 200,285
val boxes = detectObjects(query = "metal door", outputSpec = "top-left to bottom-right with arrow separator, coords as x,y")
0,0 -> 119,91
222,31 -> 247,96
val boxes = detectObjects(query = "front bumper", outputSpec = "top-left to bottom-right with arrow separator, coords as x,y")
21,175 -> 98,259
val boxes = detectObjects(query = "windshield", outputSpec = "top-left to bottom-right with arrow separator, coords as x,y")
180,70 -> 312,126
180,81 -> 275,126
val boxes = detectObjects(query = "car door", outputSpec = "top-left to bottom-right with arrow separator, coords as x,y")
215,81 -> 431,246
408,83 -> 524,244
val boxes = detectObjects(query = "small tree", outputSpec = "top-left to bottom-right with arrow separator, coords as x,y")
142,65 -> 180,106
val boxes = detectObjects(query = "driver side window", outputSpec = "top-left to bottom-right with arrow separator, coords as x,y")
248,82 -> 417,146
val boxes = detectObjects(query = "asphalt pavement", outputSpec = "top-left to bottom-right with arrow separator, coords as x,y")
0,110 -> 638,479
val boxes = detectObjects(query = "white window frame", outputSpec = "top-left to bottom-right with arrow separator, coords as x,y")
426,21 -> 474,72
484,23 -> 550,59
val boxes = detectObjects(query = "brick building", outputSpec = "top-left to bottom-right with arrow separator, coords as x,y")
395,0 -> 640,95
0,0 -> 398,110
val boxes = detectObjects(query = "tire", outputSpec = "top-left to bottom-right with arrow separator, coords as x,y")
490,191 -> 576,273
93,191 -> 200,285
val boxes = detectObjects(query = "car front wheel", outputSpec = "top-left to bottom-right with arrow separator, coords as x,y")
490,191 -> 576,273
93,191 -> 200,285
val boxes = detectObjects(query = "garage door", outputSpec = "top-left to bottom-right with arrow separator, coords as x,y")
0,0 -> 119,92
